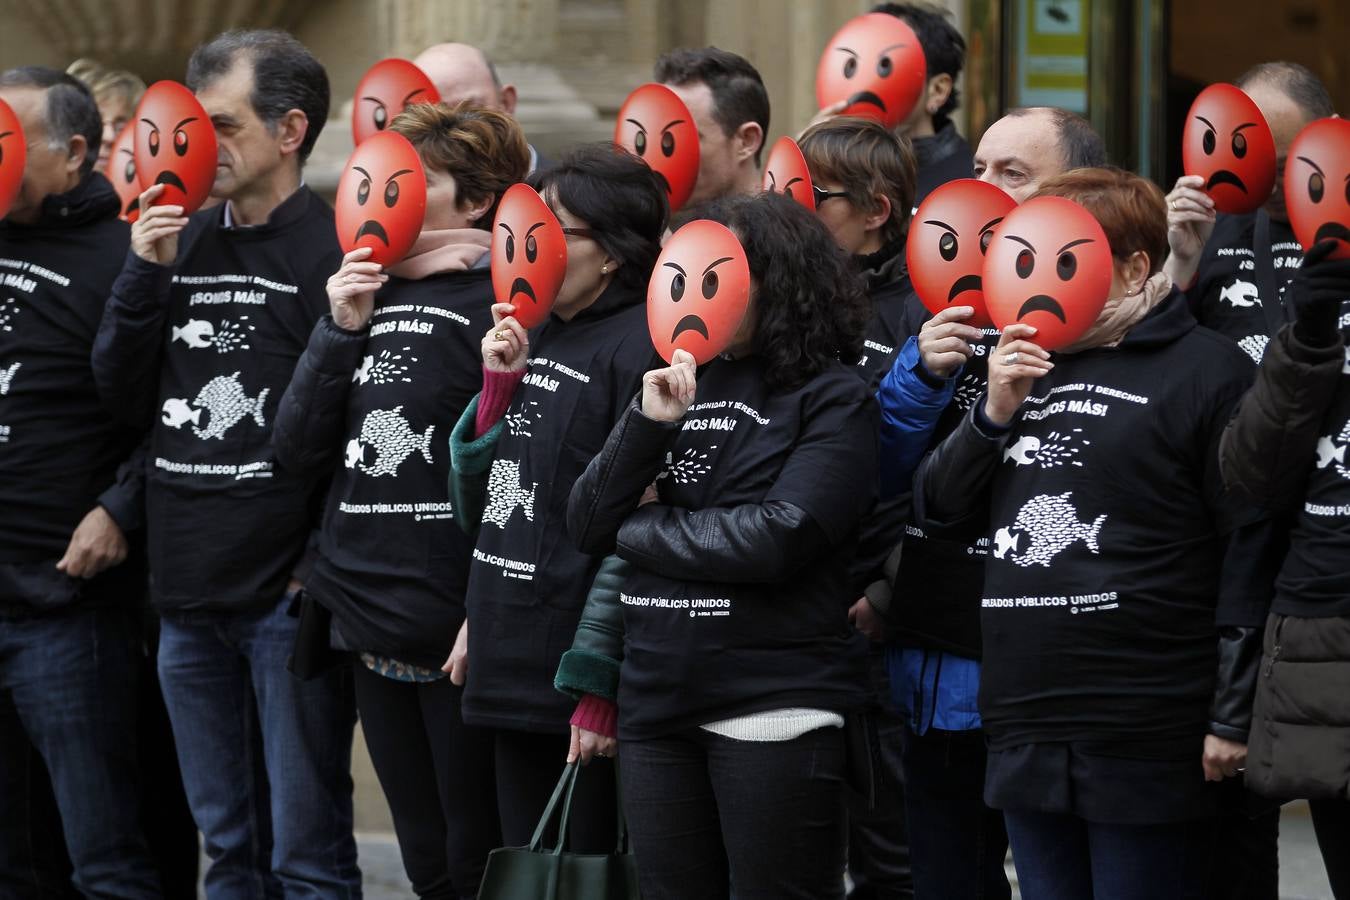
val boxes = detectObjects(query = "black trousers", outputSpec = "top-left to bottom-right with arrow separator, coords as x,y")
353,664 -> 499,900
491,728 -> 618,853
1204,780 -> 1279,900
1310,798 -> 1350,899
620,726 -> 849,900
848,650 -> 913,899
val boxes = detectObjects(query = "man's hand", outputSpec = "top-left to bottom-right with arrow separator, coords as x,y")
797,100 -> 849,139
567,725 -> 617,765
848,596 -> 885,643
56,506 -> 128,579
130,184 -> 189,265
1202,734 -> 1248,782
918,306 -> 983,378
443,619 -> 469,685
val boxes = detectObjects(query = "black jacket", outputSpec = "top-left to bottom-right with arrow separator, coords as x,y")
273,267 -> 495,667
566,356 -> 877,740
93,186 -> 340,614
913,119 -> 975,206
0,173 -> 145,614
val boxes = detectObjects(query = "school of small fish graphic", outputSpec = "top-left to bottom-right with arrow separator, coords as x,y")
353,406 -> 434,477
482,458 -> 536,529
993,492 -> 1106,568
0,361 -> 19,395
352,348 -> 415,386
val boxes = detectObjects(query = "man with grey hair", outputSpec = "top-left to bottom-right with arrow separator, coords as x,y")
93,30 -> 357,898
0,65 -> 161,899
973,105 -> 1107,202
414,41 -> 544,172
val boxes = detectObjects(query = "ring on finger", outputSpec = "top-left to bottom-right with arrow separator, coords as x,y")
1005,351 -> 1020,365
493,330 -> 506,341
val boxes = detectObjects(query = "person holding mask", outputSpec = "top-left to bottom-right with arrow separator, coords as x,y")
563,190 -> 878,900
445,144 -> 668,850
913,167 -> 1267,899
272,103 -> 529,900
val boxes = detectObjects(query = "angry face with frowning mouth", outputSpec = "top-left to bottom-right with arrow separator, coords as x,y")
647,220 -> 751,365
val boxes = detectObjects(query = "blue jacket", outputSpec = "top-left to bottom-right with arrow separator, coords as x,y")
875,335 -> 957,497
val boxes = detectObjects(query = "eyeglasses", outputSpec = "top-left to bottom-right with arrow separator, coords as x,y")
812,185 -> 851,207
560,226 -> 595,239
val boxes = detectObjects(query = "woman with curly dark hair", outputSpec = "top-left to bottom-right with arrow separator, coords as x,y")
562,190 -> 878,900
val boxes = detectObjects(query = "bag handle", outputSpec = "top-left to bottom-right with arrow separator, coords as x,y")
613,761 -> 629,854
528,762 -> 580,854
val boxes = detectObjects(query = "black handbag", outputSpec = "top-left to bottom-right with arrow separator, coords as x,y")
478,761 -> 640,899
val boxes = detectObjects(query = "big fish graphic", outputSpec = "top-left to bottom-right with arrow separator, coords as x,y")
482,458 -> 536,529
994,492 -> 1105,568
1219,280 -> 1260,308
190,372 -> 269,440
355,406 -> 434,477
172,319 -> 216,348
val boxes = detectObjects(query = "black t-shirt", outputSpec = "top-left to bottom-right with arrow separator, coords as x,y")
1190,211 -> 1302,363
977,293 -> 1257,750
0,176 -> 139,566
617,358 -> 877,740
463,284 -> 658,732
306,269 -> 495,667
889,295 -> 1002,657
143,188 -> 339,612
1276,316 -> 1350,617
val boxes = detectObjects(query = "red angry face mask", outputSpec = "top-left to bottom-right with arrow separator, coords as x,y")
0,98 -> 25,221
108,122 -> 141,223
762,137 -> 815,211
491,183 -> 567,329
615,84 -> 700,213
134,81 -> 218,214
334,131 -> 427,267
907,179 -> 1017,328
648,220 -> 751,365
1285,117 -> 1350,261
816,13 -> 927,130
983,196 -> 1113,351
352,59 -> 440,146
1182,83 -> 1276,216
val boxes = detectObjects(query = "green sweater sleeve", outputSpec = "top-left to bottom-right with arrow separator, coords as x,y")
448,395 -> 504,537
554,555 -> 630,702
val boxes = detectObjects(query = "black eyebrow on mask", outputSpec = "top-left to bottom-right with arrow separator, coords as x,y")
783,177 -> 804,188
663,261 -> 687,276
879,43 -> 907,54
835,47 -> 859,58
625,118 -> 647,132
385,168 -> 414,183
1296,155 -> 1325,177
352,166 -> 372,180
1195,115 -> 1215,130
402,88 -> 427,104
703,256 -> 734,276
525,221 -> 547,238
980,216 -> 1005,232
661,119 -> 686,133
1232,122 -> 1259,133
923,218 -> 956,233
1057,238 -> 1094,254
498,222 -> 515,238
173,117 -> 198,131
360,96 -> 387,106
139,118 -> 160,131
0,131 -> 11,140
1004,234 -> 1036,253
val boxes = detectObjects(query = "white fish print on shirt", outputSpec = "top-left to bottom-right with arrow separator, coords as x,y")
161,372 -> 268,440
1318,419 -> 1350,482
172,318 -> 256,353
349,406 -> 434,477
0,361 -> 19,395
353,348 -> 416,386
1219,280 -> 1261,308
658,446 -> 718,485
993,492 -> 1106,567
1238,334 -> 1270,365
482,458 -> 536,529
0,298 -> 19,333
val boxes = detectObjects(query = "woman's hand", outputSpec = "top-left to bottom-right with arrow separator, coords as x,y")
919,306 -> 984,378
327,247 -> 386,332
984,324 -> 1053,426
1162,175 -> 1216,288
1202,734 -> 1247,782
442,620 -> 469,686
567,725 -> 617,765
482,302 -> 529,373
641,349 -> 697,422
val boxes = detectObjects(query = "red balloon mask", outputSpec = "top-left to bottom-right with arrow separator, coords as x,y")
907,179 -> 1017,328
1182,84 -> 1276,215
816,13 -> 927,129
134,81 -> 218,214
615,84 -> 700,213
335,131 -> 427,267
1285,117 -> 1350,261
762,137 -> 815,211
983,196 -> 1113,351
108,122 -> 141,223
491,183 -> 567,330
352,59 -> 440,145
648,220 -> 751,365
0,98 -> 25,221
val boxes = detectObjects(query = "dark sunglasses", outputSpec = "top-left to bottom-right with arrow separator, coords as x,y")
812,185 -> 851,207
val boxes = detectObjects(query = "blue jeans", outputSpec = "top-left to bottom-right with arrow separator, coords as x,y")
900,726 -> 1009,900
0,605 -> 162,899
1003,809 -> 1214,900
158,596 -> 360,899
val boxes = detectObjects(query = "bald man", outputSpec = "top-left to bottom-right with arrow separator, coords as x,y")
973,105 -> 1106,203
413,42 -> 543,172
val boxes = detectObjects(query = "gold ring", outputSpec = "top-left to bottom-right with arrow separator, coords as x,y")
494,330 -> 506,341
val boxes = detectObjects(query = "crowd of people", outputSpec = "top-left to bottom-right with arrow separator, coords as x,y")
0,4 -> 1347,900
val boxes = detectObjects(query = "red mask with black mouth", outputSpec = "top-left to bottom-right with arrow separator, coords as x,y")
1182,83 -> 1276,216
983,196 -> 1113,351
133,81 -> 218,214
491,183 -> 567,330
816,13 -> 927,130
908,179 -> 1017,328
614,83 -> 700,213
1285,117 -> 1350,261
108,122 -> 141,223
0,98 -> 25,221
351,59 -> 440,146
334,131 -> 427,267
647,220 -> 751,365
762,137 -> 816,211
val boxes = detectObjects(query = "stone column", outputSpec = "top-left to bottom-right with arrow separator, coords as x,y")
382,0 -> 561,60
